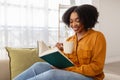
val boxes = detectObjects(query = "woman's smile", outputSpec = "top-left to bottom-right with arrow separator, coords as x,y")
72,27 -> 80,32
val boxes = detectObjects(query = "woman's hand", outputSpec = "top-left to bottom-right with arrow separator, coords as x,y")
55,42 -> 63,51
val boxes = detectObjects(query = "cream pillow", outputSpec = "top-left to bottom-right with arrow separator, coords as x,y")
5,47 -> 44,79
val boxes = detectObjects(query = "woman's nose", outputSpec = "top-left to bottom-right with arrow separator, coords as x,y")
71,22 -> 77,27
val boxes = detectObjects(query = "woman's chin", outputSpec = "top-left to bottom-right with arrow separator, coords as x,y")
74,30 -> 79,33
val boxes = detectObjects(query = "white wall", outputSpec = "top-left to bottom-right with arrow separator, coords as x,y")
93,0 -> 120,63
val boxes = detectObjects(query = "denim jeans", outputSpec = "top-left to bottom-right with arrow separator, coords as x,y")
14,62 -> 93,80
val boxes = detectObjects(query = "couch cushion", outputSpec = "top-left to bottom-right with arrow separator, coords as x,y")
5,47 -> 44,79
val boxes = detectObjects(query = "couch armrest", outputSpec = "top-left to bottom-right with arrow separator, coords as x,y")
0,59 -> 10,80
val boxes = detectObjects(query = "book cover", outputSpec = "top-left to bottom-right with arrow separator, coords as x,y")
38,42 -> 74,68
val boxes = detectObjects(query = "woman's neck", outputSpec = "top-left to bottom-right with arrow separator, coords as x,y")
76,29 -> 87,41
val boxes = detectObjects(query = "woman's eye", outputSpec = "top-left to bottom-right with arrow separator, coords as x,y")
70,20 -> 73,23
76,19 -> 80,22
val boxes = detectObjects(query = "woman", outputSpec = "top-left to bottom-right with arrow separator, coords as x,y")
14,4 -> 106,80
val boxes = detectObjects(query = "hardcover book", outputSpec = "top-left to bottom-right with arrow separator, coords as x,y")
38,41 -> 74,69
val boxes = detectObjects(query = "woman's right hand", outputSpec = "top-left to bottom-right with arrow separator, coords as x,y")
55,42 -> 63,51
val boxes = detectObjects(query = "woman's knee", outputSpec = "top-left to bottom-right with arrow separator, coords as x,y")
30,62 -> 52,70
32,62 -> 48,67
47,69 -> 57,73
43,69 -> 58,78
45,69 -> 61,76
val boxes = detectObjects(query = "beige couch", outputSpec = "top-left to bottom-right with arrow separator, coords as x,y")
0,59 -> 10,80
1,59 -> 120,80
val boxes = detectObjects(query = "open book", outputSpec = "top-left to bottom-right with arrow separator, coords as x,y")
38,41 -> 74,69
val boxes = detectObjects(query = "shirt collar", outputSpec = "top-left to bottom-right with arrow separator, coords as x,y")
75,29 -> 94,40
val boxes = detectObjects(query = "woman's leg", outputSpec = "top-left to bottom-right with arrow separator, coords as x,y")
27,69 -> 93,80
14,62 -> 52,80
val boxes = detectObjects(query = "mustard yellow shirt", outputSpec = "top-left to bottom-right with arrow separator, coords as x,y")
64,29 -> 106,80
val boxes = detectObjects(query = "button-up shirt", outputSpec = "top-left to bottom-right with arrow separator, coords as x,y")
64,29 -> 106,80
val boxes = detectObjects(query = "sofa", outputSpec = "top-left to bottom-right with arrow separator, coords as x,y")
0,48 -> 120,80
1,59 -> 120,80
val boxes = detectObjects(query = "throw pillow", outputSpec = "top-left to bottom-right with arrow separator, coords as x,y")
5,47 -> 44,79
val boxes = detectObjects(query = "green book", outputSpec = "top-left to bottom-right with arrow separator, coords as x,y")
39,47 -> 74,69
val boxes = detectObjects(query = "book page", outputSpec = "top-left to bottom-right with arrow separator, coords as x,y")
39,47 -> 58,57
38,41 -> 50,56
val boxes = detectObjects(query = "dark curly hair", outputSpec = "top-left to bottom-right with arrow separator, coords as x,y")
62,4 -> 99,30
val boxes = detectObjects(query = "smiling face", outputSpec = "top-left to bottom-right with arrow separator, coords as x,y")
70,12 -> 85,34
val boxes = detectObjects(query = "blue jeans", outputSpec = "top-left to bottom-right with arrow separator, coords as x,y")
14,62 -> 93,80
